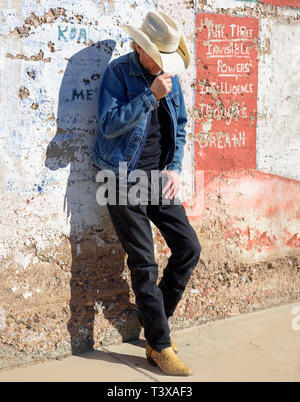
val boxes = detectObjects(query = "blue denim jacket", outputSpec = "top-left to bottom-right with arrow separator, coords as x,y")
92,51 -> 188,179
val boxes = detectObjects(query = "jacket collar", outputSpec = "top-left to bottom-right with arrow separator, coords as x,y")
129,51 -> 162,86
129,51 -> 144,76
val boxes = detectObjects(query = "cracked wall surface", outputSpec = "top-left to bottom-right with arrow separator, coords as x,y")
0,0 -> 299,369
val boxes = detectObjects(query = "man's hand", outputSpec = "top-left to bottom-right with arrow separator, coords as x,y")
162,170 -> 180,200
150,73 -> 174,100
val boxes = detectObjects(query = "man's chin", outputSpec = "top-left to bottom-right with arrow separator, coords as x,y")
150,69 -> 162,76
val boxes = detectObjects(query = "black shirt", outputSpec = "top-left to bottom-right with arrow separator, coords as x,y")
136,67 -> 168,174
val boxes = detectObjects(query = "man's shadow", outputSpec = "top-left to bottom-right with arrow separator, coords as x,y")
45,40 -> 141,354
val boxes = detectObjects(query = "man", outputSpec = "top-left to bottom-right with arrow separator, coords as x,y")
92,10 -> 201,376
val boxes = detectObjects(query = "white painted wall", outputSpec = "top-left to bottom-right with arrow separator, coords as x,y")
0,0 -> 156,262
257,19 -> 300,181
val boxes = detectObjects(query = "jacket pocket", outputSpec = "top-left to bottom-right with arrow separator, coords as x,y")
102,133 -> 130,163
169,91 -> 180,119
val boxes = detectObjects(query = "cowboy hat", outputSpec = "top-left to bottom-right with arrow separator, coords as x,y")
120,10 -> 191,75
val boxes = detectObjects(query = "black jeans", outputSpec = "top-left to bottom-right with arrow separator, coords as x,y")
106,173 -> 201,351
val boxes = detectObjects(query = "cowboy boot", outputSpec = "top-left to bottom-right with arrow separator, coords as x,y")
146,339 -> 178,353
146,343 -> 192,376
138,313 -> 179,353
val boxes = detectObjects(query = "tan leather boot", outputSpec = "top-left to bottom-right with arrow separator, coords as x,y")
146,339 -> 178,353
146,344 -> 192,376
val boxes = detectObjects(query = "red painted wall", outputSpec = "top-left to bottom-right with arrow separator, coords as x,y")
188,13 -> 300,256
195,13 -> 259,171
259,0 -> 300,7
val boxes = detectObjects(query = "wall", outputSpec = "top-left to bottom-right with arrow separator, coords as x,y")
0,0 -> 299,369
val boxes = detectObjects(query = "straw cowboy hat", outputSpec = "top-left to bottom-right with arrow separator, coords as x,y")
120,10 -> 191,75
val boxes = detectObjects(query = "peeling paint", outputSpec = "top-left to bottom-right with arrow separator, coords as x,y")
9,8 -> 68,38
18,85 -> 30,99
0,0 -> 299,371
7,49 -> 52,62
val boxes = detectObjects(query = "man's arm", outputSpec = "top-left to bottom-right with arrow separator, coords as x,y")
98,64 -> 159,139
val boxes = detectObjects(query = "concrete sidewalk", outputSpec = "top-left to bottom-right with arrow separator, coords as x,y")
0,302 -> 299,382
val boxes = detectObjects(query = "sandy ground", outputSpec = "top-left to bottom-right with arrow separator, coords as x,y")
0,302 -> 299,382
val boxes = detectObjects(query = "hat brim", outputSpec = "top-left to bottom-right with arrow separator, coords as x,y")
120,24 -> 190,75
121,25 -> 163,69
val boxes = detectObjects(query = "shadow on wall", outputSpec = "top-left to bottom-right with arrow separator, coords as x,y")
45,40 -> 141,354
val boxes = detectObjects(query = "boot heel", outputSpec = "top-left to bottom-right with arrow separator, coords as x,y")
147,355 -> 157,367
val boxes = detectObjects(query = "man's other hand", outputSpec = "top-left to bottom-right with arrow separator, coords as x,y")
162,170 -> 180,200
150,73 -> 174,100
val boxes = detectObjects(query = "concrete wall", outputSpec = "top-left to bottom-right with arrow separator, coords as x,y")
0,0 -> 299,369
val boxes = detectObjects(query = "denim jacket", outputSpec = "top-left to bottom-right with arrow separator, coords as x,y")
92,51 -> 188,179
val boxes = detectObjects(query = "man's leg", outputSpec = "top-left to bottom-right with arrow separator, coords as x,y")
106,201 -> 172,352
146,199 -> 201,319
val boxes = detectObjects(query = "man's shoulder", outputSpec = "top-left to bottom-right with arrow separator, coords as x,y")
107,52 -> 132,71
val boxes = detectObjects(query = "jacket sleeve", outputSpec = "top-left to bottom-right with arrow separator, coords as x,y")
98,63 -> 159,139
166,77 -> 188,175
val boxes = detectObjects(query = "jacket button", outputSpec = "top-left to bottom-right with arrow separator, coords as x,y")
135,136 -> 141,141
127,156 -> 131,160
